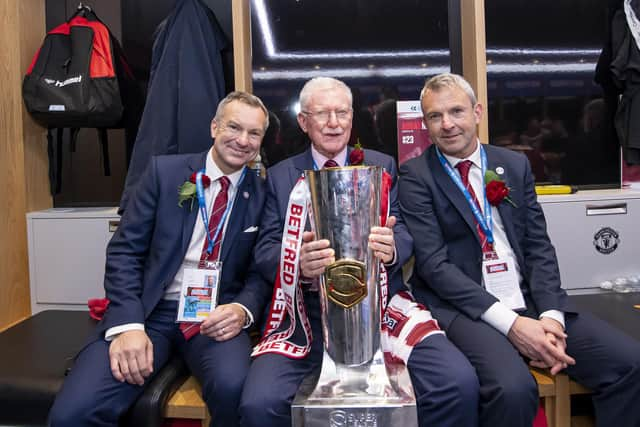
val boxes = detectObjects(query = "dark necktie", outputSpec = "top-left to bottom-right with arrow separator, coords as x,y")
455,160 -> 492,253
180,176 -> 231,340
323,159 -> 339,168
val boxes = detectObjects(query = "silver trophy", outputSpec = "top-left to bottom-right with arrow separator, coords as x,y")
292,165 -> 417,427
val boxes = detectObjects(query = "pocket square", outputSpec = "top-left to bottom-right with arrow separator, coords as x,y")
243,226 -> 259,233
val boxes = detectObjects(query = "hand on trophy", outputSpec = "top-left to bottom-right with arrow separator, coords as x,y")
299,231 -> 336,279
368,215 -> 397,265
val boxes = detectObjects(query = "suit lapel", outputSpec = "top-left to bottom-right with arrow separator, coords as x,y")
294,148 -> 318,233
486,148 -> 521,259
180,152 -> 208,255
291,148 -> 314,183
487,153 -> 515,228
428,147 -> 479,241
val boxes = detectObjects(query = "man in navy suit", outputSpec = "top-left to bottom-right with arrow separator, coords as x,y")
399,73 -> 640,427
49,92 -> 270,427
239,77 -> 479,427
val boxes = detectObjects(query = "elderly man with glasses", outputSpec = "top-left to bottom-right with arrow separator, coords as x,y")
239,77 -> 479,427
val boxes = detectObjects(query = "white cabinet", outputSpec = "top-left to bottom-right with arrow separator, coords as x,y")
538,189 -> 640,292
26,208 -> 120,313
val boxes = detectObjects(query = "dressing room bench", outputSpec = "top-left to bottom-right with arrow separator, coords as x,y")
4,292 -> 637,427
160,291 -> 640,427
0,310 -> 189,426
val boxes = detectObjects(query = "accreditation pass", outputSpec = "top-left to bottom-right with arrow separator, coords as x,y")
176,263 -> 221,322
482,256 -> 526,311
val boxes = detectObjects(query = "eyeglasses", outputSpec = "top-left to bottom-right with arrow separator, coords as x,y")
301,109 -> 353,125
219,121 -> 264,143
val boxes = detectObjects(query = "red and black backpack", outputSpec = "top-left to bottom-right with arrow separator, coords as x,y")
23,4 -> 142,195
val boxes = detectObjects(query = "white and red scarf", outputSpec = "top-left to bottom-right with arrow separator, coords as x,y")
252,171 -> 442,364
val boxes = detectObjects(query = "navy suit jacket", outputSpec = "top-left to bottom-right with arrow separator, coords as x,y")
97,151 -> 267,338
399,144 -> 569,329
251,147 -> 413,306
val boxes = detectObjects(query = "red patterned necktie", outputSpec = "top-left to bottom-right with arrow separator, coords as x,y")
180,176 -> 231,340
200,176 -> 230,262
323,159 -> 339,168
455,160 -> 493,253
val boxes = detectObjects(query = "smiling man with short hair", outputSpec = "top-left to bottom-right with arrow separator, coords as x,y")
49,91 -> 270,427
399,72 -> 640,427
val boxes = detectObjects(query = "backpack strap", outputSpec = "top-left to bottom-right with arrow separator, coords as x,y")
45,127 -> 64,196
46,128 -> 55,195
70,128 -> 80,153
56,128 -> 64,194
97,128 -> 111,176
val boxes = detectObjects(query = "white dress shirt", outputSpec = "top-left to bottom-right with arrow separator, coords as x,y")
105,148 -> 253,340
310,145 -> 348,169
441,141 -> 565,335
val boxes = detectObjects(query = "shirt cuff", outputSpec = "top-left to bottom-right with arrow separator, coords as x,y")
299,276 -> 319,292
383,247 -> 398,267
230,302 -> 254,329
481,302 -> 519,336
539,310 -> 565,330
105,323 -> 145,341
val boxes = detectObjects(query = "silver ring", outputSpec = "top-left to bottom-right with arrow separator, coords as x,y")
222,327 -> 226,334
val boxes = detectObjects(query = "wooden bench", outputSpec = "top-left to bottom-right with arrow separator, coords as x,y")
163,370 -> 592,427
531,368 -> 592,427
163,376 -> 210,427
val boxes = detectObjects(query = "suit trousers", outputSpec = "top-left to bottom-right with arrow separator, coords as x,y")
446,310 -> 640,427
239,292 -> 480,427
48,299 -> 251,427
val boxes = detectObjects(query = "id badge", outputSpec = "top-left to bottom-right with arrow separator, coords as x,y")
176,260 -> 222,322
482,255 -> 526,311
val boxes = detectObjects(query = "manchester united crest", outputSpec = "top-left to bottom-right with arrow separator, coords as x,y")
593,227 -> 620,255
325,259 -> 367,309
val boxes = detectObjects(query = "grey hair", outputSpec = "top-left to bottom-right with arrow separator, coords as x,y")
214,91 -> 270,130
298,77 -> 353,111
420,73 -> 477,106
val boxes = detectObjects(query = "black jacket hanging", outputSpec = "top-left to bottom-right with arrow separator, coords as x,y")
118,0 -> 230,213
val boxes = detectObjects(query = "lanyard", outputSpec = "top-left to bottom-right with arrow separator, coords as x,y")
436,146 -> 494,245
196,167 -> 247,257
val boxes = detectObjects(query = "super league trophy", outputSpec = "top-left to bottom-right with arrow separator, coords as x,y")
292,165 -> 417,427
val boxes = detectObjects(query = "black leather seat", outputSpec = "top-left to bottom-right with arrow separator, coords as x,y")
0,310 -> 189,426
122,355 -> 189,426
570,292 -> 640,341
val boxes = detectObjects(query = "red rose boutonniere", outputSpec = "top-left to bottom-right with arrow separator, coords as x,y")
349,141 -> 365,165
178,171 -> 211,209
484,170 -> 516,207
87,298 -> 110,321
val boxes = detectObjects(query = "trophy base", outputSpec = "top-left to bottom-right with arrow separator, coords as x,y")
292,403 -> 417,427
291,350 -> 418,426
